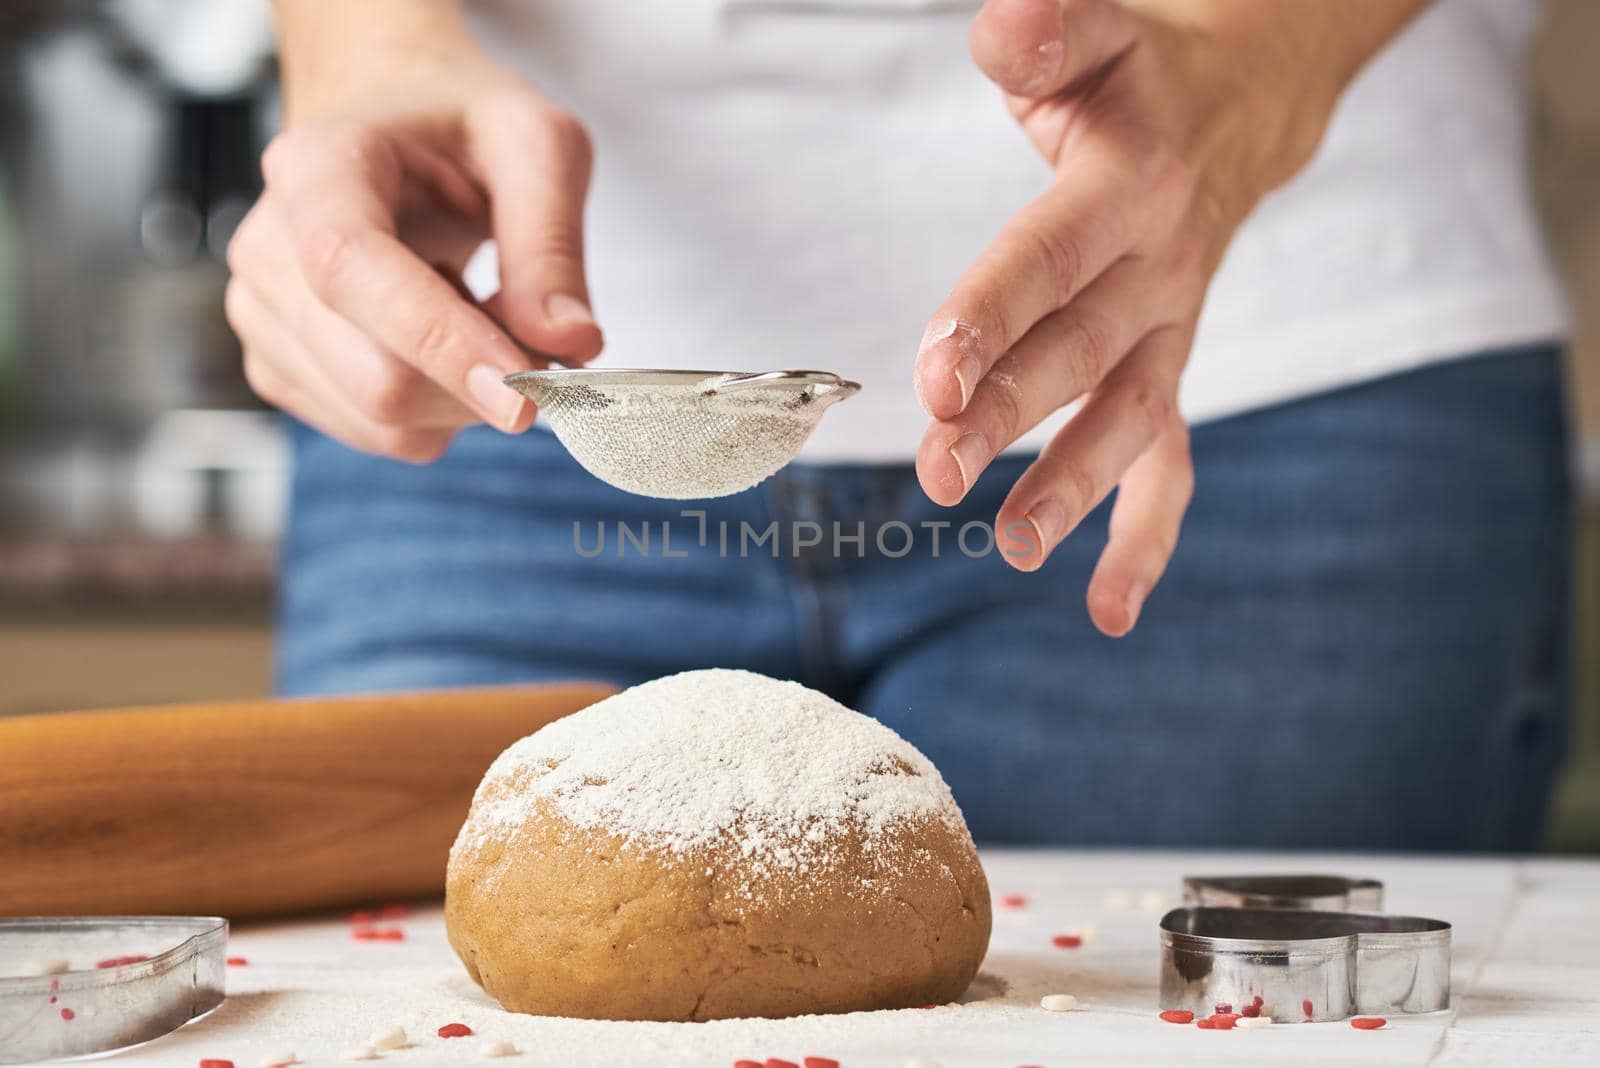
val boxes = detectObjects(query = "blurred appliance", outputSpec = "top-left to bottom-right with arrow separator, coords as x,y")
0,1 -> 283,559
3,1 -> 273,424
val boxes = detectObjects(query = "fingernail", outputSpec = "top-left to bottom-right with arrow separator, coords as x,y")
953,356 -> 980,413
919,317 -> 958,355
466,363 -> 526,431
1125,582 -> 1148,628
948,431 -> 990,493
1026,498 -> 1067,554
545,293 -> 595,328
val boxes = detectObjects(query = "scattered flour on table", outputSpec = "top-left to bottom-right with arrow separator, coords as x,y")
455,669 -> 964,877
191,962 -> 1033,1068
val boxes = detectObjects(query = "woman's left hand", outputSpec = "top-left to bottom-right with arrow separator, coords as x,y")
914,0 -> 1421,635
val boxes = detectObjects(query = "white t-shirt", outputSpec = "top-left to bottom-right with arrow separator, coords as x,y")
473,0 -> 1568,462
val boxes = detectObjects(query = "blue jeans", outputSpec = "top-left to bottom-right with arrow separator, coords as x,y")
279,345 -> 1571,851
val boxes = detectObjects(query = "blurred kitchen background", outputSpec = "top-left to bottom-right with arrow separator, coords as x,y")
0,0 -> 1597,850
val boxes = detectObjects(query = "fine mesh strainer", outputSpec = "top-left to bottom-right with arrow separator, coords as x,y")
503,368 -> 860,500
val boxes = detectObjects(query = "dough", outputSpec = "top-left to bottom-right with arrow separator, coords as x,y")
445,669 -> 991,1021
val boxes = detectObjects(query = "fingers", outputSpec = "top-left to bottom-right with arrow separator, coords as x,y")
995,324 -> 1188,573
226,281 -> 457,463
970,0 -> 1139,99
914,152 -> 1138,421
1085,418 -> 1192,637
916,257 -> 1161,505
468,96 -> 603,361
231,206 -> 483,430
261,124 -> 539,430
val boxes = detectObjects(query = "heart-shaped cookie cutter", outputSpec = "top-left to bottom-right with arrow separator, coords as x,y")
1159,875 -> 1450,1023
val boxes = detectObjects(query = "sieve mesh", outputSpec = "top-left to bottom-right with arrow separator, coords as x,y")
503,370 -> 859,500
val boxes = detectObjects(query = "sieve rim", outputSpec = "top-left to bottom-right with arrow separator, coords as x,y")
503,368 -> 860,397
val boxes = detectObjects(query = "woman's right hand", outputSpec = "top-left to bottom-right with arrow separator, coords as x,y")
226,5 -> 601,462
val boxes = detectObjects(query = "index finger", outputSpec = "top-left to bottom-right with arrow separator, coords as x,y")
265,127 -> 536,431
914,144 -> 1138,422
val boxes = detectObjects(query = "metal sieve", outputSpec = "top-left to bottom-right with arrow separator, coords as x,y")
503,368 -> 860,500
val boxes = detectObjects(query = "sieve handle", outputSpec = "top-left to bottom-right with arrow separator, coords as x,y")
708,371 -> 861,400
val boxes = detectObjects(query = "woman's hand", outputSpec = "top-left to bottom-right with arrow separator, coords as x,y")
914,0 -> 1424,634
226,1 -> 602,462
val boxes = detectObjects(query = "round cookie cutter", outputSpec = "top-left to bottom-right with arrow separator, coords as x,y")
1183,873 -> 1384,912
1159,875 -> 1450,1023
0,916 -> 227,1063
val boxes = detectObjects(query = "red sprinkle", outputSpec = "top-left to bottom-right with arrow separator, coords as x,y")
1051,934 -> 1083,949
347,910 -> 377,924
998,893 -> 1028,909
437,1023 -> 473,1039
59,1008 -> 75,1021
48,995 -> 56,1004
803,1059 -> 840,1068
733,1062 -> 763,1068
1240,1004 -> 1260,1018
1195,1018 -> 1214,1029
1303,999 -> 1315,1018
378,903 -> 409,919
764,1060 -> 799,1068
1214,1002 -> 1232,1015
226,956 -> 249,967
1253,995 -> 1265,1007
918,1003 -> 938,1010
96,955 -> 150,969
1351,1017 -> 1387,1030
1159,1010 -> 1194,1024
1209,1014 -> 1238,1030
200,1061 -> 236,1068
352,926 -> 405,942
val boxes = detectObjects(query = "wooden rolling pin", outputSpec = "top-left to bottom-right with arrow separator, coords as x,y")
0,683 -> 615,918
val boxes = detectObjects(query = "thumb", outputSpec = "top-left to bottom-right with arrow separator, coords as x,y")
470,96 -> 604,361
970,0 -> 1139,100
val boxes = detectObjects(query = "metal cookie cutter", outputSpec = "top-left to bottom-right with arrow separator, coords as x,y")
1160,875 -> 1450,1023
0,916 -> 227,1063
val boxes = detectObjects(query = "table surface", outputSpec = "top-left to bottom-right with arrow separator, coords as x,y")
97,849 -> 1600,1068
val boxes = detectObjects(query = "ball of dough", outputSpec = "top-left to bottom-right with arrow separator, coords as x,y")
446,669 -> 991,1021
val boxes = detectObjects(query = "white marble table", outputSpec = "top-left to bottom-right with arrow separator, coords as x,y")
102,850 -> 1600,1067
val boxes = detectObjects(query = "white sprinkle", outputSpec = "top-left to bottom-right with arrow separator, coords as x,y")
16,959 -> 70,977
370,1025 -> 408,1051
258,1053 -> 297,1067
340,1049 -> 378,1062
1066,923 -> 1098,944
1104,889 -> 1135,909
1138,890 -> 1172,912
905,1059 -> 942,1068
480,1039 -> 518,1058
1237,1015 -> 1274,1029
1041,993 -> 1079,1012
